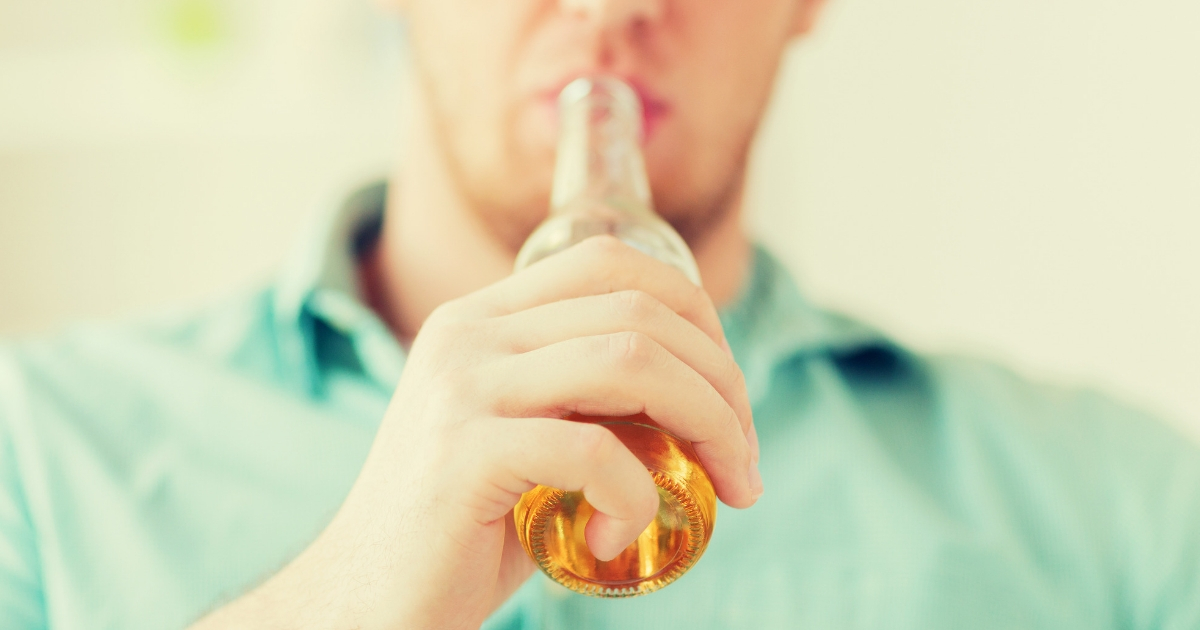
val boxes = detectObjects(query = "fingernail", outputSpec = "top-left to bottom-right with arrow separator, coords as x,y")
721,336 -> 734,358
748,461 -> 764,500
748,423 -> 760,464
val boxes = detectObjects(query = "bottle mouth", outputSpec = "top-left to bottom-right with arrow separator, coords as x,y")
558,75 -> 645,142
550,74 -> 654,213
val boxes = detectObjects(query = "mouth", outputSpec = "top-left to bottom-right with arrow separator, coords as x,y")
536,75 -> 672,143
627,78 -> 672,142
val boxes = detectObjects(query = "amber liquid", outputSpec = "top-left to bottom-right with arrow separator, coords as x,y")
514,413 -> 717,597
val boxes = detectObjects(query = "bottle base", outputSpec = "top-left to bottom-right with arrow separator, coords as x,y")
514,417 -> 716,597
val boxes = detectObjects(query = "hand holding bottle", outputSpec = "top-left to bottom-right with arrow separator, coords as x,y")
192,238 -> 759,630
358,237 -> 759,626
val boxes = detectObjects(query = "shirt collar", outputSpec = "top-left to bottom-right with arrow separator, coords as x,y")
720,245 -> 891,406
273,181 -> 404,395
273,181 -> 892,400
275,183 -> 387,323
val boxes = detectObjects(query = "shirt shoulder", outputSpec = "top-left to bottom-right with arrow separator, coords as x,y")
809,328 -> 1196,486
1,285 -> 290,420
0,285 -> 307,514
921,352 -> 1196,482
0,285 -> 376,629
907,352 -> 1200,626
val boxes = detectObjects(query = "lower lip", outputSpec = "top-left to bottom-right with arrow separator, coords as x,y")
536,95 -> 670,145
640,101 -> 669,143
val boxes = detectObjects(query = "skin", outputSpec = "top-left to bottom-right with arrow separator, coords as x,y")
192,0 -> 827,628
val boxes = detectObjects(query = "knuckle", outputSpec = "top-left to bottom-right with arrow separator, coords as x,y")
581,236 -> 634,286
429,365 -> 482,412
737,432 -> 754,471
606,331 -> 657,373
576,423 -> 619,465
609,290 -> 657,323
427,303 -> 493,347
725,405 -> 745,439
686,283 -> 716,319
417,307 -> 472,350
583,234 -> 627,258
427,299 -> 466,326
419,318 -> 470,354
724,357 -> 747,391
717,403 -> 753,468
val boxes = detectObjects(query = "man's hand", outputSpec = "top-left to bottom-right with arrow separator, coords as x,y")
192,236 -> 761,630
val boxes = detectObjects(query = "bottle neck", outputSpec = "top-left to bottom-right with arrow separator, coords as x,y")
515,76 -> 702,288
550,77 -> 655,219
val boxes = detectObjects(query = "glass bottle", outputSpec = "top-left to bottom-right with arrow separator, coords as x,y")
512,76 -> 717,598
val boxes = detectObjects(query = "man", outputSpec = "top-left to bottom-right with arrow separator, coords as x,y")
2,0 -> 1198,628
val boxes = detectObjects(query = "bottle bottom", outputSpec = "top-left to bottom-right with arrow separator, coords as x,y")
514,416 -> 716,597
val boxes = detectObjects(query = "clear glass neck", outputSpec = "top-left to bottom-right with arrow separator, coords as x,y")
551,76 -> 654,218
514,75 -> 702,286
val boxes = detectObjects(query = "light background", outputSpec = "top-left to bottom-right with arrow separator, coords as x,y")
2,0 -> 1198,434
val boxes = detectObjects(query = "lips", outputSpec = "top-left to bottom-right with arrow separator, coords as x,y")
627,78 -> 671,142
537,74 -> 672,143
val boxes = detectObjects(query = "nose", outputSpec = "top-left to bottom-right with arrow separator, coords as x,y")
558,0 -> 665,30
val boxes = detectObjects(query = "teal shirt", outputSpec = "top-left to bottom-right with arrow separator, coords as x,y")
2,183 -> 1199,629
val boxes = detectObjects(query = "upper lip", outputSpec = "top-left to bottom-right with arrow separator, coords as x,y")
538,73 -> 670,115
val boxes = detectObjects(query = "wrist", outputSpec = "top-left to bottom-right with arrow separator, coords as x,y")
189,525 -> 381,630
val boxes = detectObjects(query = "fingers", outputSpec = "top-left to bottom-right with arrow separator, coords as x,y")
464,417 -> 660,561
486,332 -> 758,508
493,289 -> 753,440
465,235 -> 730,351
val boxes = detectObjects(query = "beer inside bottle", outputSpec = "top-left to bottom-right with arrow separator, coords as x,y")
512,76 -> 717,597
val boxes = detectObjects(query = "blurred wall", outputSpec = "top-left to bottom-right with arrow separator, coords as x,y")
2,0 -> 1198,432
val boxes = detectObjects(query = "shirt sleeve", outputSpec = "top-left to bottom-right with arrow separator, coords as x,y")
0,356 -> 47,629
